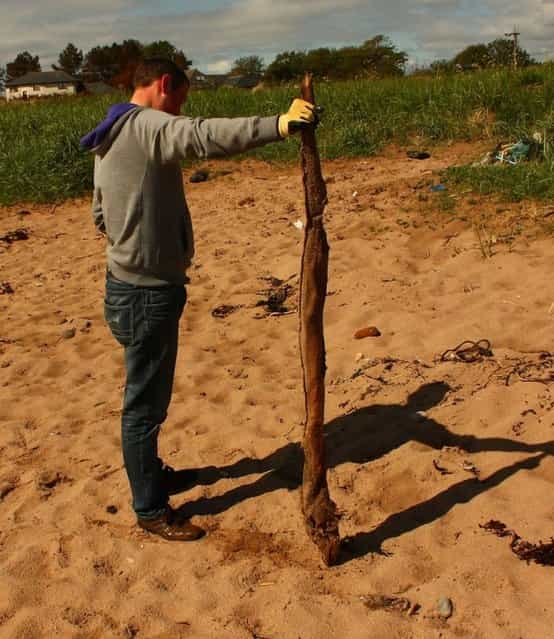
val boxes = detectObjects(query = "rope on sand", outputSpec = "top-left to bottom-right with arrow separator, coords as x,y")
441,339 -> 493,363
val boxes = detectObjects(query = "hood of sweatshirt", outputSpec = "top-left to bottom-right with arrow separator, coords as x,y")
80,103 -> 139,153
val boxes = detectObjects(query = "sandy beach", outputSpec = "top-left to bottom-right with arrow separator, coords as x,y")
1,144 -> 553,638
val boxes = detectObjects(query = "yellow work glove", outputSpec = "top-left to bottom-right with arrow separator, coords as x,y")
278,98 -> 316,138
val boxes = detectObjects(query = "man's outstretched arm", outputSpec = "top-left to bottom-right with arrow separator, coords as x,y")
135,99 -> 316,163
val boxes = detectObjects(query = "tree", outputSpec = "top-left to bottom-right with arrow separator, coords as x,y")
451,39 -> 536,70
264,37 -> 407,83
111,39 -> 144,88
83,39 -> 192,85
333,46 -> 366,79
486,38 -> 535,67
6,51 -> 41,80
265,50 -> 306,82
56,43 -> 83,76
360,35 -> 407,77
453,44 -> 490,69
142,41 -> 192,69
83,43 -> 122,81
118,39 -> 143,69
0,66 -> 6,92
230,55 -> 264,76
304,48 -> 336,78
83,40 -> 141,84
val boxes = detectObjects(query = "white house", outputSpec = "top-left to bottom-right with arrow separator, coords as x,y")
5,70 -> 80,102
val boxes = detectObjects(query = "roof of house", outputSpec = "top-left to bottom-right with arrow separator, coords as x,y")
226,75 -> 262,89
187,69 -> 262,89
187,70 -> 228,86
6,70 -> 79,88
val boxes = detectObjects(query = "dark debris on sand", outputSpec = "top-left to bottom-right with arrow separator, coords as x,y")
212,304 -> 242,319
481,520 -> 554,566
255,276 -> 296,316
0,228 -> 29,245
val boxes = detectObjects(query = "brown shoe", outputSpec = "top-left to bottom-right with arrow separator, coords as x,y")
137,507 -> 205,541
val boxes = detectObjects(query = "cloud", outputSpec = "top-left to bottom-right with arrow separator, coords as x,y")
1,0 -> 553,71
204,59 -> 235,73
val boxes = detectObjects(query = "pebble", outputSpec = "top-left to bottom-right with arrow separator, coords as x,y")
437,597 -> 453,619
80,320 -> 92,333
61,328 -> 76,340
354,326 -> 381,339
355,352 -> 364,362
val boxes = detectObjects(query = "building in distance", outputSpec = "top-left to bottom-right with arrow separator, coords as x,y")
5,70 -> 80,102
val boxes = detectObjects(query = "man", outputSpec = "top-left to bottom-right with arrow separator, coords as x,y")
81,58 -> 316,541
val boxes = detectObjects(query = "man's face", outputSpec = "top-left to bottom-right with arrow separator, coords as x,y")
162,84 -> 188,116
152,75 -> 188,115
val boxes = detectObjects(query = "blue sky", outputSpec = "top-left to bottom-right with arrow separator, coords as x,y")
1,1 -> 553,72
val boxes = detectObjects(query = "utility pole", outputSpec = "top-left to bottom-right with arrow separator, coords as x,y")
505,27 -> 520,70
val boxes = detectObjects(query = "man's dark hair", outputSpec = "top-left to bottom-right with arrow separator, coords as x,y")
133,58 -> 189,90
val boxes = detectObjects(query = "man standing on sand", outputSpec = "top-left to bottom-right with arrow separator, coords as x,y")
80,58 -> 316,541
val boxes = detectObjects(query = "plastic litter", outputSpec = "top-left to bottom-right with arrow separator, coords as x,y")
475,134 -> 544,167
189,169 -> 209,183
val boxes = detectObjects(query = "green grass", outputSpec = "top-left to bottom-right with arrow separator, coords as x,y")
446,161 -> 554,201
2,65 -> 554,205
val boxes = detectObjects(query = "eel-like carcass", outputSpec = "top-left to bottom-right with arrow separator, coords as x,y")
298,73 -> 341,566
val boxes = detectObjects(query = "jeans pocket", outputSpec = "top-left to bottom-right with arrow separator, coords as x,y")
145,288 -> 186,332
105,302 -> 134,346
144,302 -> 174,339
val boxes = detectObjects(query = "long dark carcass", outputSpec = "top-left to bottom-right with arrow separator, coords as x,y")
298,73 -> 341,566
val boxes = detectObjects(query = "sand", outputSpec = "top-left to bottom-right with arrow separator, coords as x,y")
0,145 -> 553,638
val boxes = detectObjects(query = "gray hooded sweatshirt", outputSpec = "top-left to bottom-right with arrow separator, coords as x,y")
86,106 -> 281,286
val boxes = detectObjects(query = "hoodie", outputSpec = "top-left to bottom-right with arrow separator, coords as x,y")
83,103 -> 281,286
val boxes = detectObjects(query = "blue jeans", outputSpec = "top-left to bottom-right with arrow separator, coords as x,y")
104,272 -> 186,519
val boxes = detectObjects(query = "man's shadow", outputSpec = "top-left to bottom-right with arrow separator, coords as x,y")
175,382 -> 553,562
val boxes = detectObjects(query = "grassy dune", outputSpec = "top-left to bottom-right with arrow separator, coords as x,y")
1,66 -> 554,205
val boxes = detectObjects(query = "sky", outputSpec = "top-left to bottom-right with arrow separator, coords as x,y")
1,0 -> 554,73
